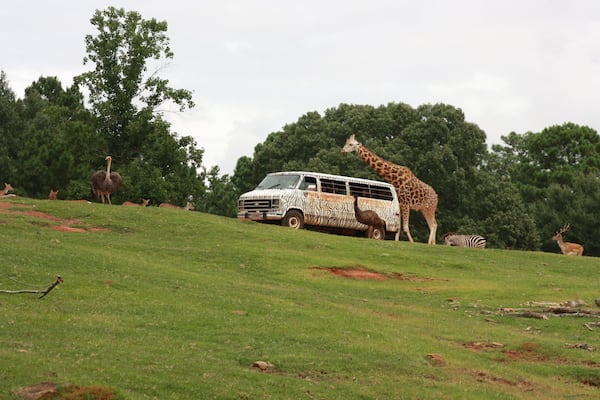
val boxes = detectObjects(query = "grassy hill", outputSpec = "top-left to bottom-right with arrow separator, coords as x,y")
1,197 -> 599,399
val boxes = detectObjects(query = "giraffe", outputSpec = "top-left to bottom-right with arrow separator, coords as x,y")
341,134 -> 438,245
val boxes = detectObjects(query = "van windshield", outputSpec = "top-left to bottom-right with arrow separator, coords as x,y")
255,174 -> 301,190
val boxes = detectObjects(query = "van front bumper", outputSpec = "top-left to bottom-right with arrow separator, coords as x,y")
237,211 -> 283,221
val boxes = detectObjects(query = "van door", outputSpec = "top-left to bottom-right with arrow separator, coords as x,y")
304,177 -> 350,227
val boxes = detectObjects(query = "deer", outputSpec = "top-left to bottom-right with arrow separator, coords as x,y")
159,201 -> 194,211
122,199 -> 150,207
48,190 -> 59,200
551,224 -> 584,256
0,183 -> 14,197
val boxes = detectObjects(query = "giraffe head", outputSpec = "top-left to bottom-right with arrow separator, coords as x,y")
340,134 -> 361,154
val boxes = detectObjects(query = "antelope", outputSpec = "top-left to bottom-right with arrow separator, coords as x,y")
48,190 -> 59,200
122,199 -> 150,207
159,201 -> 194,210
0,183 -> 14,197
551,224 -> 584,256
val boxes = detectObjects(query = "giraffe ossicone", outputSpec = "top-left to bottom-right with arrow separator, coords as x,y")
341,134 -> 438,245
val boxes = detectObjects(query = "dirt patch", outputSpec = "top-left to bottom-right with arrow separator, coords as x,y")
472,370 -> 535,390
497,342 -> 572,364
0,201 -> 106,233
311,265 -> 443,281
324,266 -> 387,280
51,225 -> 89,233
463,341 -> 505,351
16,382 -> 114,399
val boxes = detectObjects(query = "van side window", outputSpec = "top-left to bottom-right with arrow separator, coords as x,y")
349,183 -> 370,197
371,186 -> 394,201
299,176 -> 317,190
321,179 -> 347,195
349,182 -> 394,201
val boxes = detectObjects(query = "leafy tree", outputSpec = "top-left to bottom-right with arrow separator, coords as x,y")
532,174 -> 600,256
451,170 -> 539,250
234,102 -> 537,248
74,7 -> 205,205
15,77 -> 102,198
75,6 -> 194,161
490,123 -> 600,255
0,71 -> 22,184
491,123 -> 600,202
231,156 -> 255,196
197,167 -> 238,217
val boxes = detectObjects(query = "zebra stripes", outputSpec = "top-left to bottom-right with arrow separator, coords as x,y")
442,233 -> 486,249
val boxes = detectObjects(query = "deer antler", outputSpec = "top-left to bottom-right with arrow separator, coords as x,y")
557,223 -> 571,235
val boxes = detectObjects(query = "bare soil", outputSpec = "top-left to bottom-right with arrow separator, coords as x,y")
311,264 -> 444,281
0,202 -> 107,233
16,381 -> 114,400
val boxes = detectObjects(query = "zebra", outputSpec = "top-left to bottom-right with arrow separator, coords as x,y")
442,233 -> 486,249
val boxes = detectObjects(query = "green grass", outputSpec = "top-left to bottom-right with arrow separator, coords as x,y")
1,197 -> 599,399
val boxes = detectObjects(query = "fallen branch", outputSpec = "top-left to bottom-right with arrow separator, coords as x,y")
583,321 -> 600,331
485,305 -> 600,321
0,275 -> 63,298
566,343 -> 596,351
546,307 -> 600,317
502,311 -> 548,320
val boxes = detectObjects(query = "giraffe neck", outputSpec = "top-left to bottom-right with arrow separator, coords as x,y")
357,144 -> 413,185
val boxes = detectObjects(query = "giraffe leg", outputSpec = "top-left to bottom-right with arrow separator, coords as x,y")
422,208 -> 437,245
401,206 -> 414,242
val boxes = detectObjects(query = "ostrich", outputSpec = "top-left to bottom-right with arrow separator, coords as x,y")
90,155 -> 122,205
353,196 -> 386,239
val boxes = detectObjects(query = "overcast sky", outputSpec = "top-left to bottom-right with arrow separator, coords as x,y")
2,1 -> 600,174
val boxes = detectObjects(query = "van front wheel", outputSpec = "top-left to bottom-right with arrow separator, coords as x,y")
282,210 -> 304,229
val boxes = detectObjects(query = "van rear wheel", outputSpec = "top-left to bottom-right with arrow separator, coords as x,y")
371,227 -> 385,240
282,210 -> 304,229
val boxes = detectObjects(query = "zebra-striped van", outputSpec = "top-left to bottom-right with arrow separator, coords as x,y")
237,171 -> 400,239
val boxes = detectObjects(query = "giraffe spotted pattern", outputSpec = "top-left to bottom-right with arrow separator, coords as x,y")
341,134 -> 438,244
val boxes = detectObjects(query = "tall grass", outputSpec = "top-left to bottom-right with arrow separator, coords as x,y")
1,197 -> 599,399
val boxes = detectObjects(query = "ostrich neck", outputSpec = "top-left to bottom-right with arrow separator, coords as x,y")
106,159 -> 112,180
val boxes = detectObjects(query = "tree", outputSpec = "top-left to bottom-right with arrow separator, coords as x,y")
0,71 -> 22,184
74,7 -> 206,205
233,102 -> 537,249
75,6 -> 194,161
491,123 -> 600,202
197,167 -> 238,217
231,156 -> 255,196
15,77 -> 102,198
490,123 -> 600,256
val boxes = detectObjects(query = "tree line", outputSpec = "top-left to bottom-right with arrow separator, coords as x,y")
232,104 -> 600,256
0,7 -> 237,217
1,7 -> 598,256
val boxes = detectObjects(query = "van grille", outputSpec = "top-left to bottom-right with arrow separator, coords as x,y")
239,198 -> 279,213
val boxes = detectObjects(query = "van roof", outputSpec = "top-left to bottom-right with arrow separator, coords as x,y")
267,171 -> 394,188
